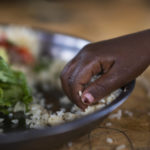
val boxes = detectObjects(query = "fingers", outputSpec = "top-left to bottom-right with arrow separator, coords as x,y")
81,64 -> 125,105
61,54 -> 116,109
67,60 -> 104,110
61,57 -> 103,110
60,59 -> 78,100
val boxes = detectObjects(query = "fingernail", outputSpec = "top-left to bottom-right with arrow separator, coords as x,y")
81,93 -> 94,105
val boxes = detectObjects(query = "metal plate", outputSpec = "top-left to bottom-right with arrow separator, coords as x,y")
0,25 -> 135,150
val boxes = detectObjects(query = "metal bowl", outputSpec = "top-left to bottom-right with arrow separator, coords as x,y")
0,26 -> 135,150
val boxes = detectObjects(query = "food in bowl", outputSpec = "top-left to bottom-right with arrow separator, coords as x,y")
0,25 -> 122,132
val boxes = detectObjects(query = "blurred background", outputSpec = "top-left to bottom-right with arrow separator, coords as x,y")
1,0 -> 150,42
1,0 -> 150,149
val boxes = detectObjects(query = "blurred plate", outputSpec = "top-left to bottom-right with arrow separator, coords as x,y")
0,25 -> 135,150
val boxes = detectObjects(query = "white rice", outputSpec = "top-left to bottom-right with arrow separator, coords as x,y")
124,110 -> 133,117
8,113 -> 13,118
26,104 -> 50,128
109,109 -> 122,120
67,142 -> 73,147
116,144 -> 126,150
0,118 -> 4,123
11,119 -> 19,124
60,96 -> 70,105
79,90 -> 82,97
13,102 -> 26,113
46,104 -> 53,109
106,137 -> 113,144
26,89 -> 121,127
100,99 -> 106,104
105,122 -> 112,127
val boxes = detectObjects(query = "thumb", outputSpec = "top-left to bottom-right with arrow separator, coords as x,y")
81,68 -> 124,105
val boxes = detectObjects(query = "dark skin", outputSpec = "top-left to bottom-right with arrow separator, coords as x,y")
60,30 -> 150,110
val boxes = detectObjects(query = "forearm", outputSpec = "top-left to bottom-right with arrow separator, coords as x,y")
93,29 -> 150,66
130,29 -> 150,65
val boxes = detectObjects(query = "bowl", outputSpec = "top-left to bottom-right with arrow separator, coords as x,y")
0,25 -> 135,150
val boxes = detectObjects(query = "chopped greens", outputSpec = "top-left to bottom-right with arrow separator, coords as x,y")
33,58 -> 51,72
0,57 -> 32,114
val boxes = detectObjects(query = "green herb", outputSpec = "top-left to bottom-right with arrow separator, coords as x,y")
33,58 -> 51,72
0,57 -> 32,114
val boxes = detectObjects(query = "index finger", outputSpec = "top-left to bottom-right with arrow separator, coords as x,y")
69,60 -> 103,109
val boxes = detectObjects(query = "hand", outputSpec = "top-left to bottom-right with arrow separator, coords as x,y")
60,30 -> 150,110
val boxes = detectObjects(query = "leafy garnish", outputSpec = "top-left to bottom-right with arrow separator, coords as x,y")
0,57 -> 32,114
33,58 -> 51,72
